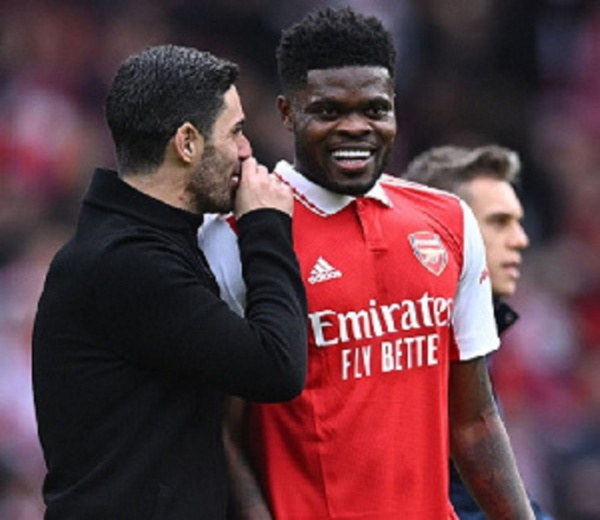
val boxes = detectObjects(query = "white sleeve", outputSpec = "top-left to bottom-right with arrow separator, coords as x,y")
197,214 -> 247,316
452,200 -> 500,360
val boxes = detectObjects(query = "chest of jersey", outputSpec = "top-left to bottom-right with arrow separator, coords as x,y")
292,194 -> 463,384
247,190 -> 465,518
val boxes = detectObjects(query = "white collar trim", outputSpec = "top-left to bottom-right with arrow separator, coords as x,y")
274,160 -> 392,216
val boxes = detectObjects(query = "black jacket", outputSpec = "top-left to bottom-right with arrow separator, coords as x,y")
32,168 -> 308,519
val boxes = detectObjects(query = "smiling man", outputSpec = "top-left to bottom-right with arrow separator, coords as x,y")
199,7 -> 534,519
280,65 -> 396,195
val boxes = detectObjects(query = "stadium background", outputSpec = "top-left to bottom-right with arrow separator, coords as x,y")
1,1 -> 599,518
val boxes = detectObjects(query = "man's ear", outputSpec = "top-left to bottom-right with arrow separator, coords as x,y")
277,95 -> 295,132
174,122 -> 204,164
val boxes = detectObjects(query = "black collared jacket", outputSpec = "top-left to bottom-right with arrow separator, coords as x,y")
32,168 -> 307,519
493,298 -> 519,336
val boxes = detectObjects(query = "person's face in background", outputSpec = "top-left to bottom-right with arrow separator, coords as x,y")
460,176 -> 529,298
278,66 -> 396,195
187,86 -> 252,214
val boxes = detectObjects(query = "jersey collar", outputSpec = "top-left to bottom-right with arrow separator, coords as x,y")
274,160 -> 392,216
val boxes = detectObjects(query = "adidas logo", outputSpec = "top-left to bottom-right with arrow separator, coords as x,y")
308,257 -> 342,285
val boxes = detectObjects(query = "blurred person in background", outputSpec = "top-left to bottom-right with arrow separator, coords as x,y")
404,144 -> 553,519
200,7 -> 535,519
32,44 -> 308,519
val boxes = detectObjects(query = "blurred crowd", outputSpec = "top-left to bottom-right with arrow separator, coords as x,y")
1,0 -> 599,518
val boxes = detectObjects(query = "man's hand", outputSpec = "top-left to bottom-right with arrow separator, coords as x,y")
234,158 -> 293,219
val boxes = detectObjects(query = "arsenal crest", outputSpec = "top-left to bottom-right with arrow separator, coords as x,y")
409,231 -> 448,276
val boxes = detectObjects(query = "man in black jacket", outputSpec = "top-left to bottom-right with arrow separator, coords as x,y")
404,145 -> 553,519
32,44 -> 308,519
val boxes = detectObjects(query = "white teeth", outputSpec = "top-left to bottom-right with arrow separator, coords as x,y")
332,150 -> 371,159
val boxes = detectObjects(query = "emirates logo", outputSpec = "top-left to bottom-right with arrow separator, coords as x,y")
409,232 -> 448,276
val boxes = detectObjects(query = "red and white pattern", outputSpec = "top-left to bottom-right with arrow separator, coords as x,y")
198,160 -> 499,519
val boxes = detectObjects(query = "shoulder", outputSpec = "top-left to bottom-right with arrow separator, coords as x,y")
380,174 -> 460,202
379,173 -> 464,217
83,222 -> 202,294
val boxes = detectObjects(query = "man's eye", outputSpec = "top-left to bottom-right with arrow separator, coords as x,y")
367,105 -> 390,118
489,216 -> 511,229
317,106 -> 339,118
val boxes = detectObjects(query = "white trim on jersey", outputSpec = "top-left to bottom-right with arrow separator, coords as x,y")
274,160 -> 392,215
452,199 -> 500,360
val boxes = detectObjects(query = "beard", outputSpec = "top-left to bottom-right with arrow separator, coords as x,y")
187,143 -> 237,215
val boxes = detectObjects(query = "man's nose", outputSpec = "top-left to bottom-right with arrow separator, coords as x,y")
511,223 -> 529,250
238,134 -> 252,159
337,112 -> 371,134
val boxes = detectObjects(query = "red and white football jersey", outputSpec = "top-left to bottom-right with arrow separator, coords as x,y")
198,160 -> 499,519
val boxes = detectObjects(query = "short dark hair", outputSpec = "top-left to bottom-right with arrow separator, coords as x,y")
105,44 -> 239,173
404,145 -> 521,195
277,6 -> 396,94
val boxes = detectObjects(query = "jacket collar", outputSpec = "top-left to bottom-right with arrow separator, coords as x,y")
274,160 -> 393,216
84,168 -> 204,231
493,298 -> 519,336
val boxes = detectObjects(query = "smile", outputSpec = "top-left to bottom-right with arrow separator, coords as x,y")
331,149 -> 373,160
